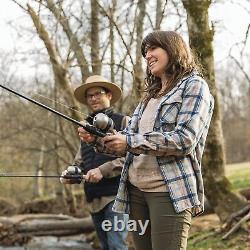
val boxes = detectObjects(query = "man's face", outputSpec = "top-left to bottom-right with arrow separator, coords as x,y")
86,86 -> 112,112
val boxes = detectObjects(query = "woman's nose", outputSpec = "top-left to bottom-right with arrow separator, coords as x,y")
145,50 -> 150,58
146,52 -> 152,62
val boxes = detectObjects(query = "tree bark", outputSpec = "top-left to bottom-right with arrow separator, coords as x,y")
182,0 -> 248,222
17,216 -> 94,234
37,143 -> 45,197
109,0 -> 117,82
155,0 -> 164,30
130,0 -> 148,110
91,0 -> 102,74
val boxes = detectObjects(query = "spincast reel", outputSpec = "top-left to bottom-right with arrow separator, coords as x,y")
93,113 -> 114,133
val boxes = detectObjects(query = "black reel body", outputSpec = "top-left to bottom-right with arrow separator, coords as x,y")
93,113 -> 114,133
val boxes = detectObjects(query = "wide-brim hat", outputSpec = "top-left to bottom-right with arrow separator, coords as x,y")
74,75 -> 122,105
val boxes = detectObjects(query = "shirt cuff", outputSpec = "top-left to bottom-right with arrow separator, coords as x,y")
126,134 -> 141,156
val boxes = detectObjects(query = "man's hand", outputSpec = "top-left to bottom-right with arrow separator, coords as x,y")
60,170 -> 72,184
78,124 -> 96,143
60,166 -> 82,184
102,133 -> 127,154
84,168 -> 103,183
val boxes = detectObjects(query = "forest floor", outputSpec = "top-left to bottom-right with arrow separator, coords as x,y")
188,213 -> 250,250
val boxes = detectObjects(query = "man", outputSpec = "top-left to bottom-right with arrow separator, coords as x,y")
61,75 -> 129,250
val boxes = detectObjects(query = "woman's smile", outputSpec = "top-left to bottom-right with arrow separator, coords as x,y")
146,47 -> 169,79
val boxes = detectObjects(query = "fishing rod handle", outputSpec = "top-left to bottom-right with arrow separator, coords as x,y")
83,123 -> 106,137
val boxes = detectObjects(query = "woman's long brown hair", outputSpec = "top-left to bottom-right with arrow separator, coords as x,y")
141,30 -> 202,104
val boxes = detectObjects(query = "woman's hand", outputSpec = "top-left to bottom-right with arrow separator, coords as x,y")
102,133 -> 127,154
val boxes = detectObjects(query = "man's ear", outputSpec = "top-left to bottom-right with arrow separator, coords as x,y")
107,92 -> 112,101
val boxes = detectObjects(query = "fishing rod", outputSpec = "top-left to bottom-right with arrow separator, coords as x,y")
0,167 -> 84,183
0,84 -> 107,137
0,174 -> 82,179
0,174 -> 83,184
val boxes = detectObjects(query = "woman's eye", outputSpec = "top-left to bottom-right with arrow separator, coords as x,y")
145,46 -> 155,54
148,46 -> 156,51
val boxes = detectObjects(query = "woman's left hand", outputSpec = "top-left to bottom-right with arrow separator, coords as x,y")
102,133 -> 127,154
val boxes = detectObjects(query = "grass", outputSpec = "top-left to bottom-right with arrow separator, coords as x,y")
225,161 -> 250,191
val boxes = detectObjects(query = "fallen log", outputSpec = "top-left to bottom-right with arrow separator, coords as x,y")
222,212 -> 250,240
18,217 -> 94,234
0,214 -> 95,246
223,204 -> 250,230
2,213 -> 74,224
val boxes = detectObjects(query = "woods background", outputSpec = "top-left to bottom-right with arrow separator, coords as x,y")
0,0 -> 249,223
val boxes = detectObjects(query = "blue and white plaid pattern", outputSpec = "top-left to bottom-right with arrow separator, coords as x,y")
113,72 -> 214,216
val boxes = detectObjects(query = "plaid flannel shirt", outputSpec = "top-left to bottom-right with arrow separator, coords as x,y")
112,72 -> 214,216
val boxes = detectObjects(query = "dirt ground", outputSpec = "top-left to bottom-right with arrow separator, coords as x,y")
190,213 -> 221,234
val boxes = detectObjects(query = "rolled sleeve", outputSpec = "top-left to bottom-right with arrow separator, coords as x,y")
98,157 -> 125,178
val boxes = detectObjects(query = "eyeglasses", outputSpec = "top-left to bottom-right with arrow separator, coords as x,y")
86,90 -> 106,100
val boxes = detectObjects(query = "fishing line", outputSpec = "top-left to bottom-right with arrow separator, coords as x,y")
0,83 -> 106,137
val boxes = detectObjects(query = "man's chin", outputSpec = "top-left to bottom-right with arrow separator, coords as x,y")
91,105 -> 101,112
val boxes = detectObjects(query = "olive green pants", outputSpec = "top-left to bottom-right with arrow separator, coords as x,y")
128,183 -> 192,250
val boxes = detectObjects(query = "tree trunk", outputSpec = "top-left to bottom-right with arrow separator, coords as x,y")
37,143 -> 45,197
53,84 -> 69,208
130,0 -> 148,110
109,0 -> 117,82
91,0 -> 102,74
33,135 -> 46,198
155,0 -> 163,30
182,0 -> 248,222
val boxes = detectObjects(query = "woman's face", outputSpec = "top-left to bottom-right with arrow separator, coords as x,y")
86,86 -> 112,112
145,46 -> 169,79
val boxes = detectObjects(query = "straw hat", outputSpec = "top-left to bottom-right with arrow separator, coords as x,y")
74,75 -> 122,105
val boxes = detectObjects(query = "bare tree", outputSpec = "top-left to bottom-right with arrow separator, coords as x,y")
27,4 -> 81,118
91,0 -> 101,74
44,0 -> 90,81
130,0 -> 148,110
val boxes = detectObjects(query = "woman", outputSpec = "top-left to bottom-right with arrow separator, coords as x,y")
78,31 -> 214,250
